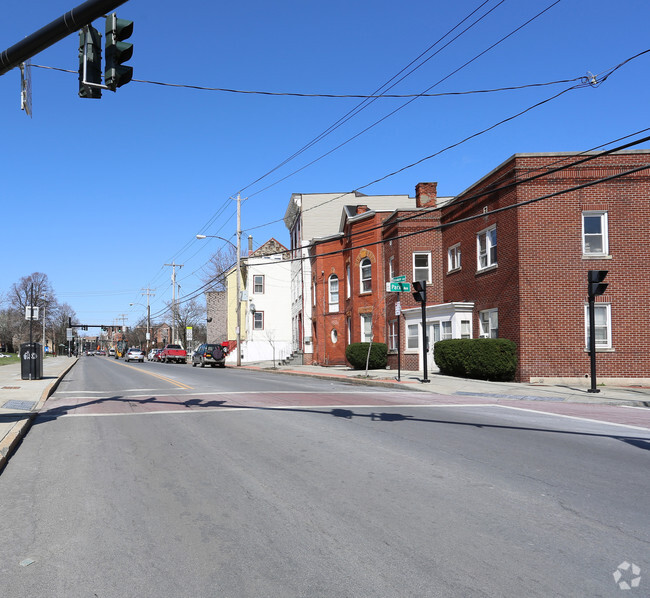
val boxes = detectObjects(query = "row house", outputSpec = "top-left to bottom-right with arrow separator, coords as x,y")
284,191 -> 418,364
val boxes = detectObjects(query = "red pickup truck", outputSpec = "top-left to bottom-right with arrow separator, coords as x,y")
160,344 -> 187,364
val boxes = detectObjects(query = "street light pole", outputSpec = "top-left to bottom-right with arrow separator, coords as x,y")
196,217 -> 243,366
235,193 -> 242,367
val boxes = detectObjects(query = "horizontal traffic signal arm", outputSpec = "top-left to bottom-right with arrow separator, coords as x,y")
0,0 -> 129,76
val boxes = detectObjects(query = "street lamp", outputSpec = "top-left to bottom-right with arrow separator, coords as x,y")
196,233 -> 241,366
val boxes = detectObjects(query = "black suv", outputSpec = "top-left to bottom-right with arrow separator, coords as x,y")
192,343 -> 226,368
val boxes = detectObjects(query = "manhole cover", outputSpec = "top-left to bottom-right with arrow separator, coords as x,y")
2,400 -> 36,411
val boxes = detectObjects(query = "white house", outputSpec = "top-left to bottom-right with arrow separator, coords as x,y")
227,238 -> 292,365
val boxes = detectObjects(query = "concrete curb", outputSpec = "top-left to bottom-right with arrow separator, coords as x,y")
241,365 -> 649,408
0,358 -> 78,474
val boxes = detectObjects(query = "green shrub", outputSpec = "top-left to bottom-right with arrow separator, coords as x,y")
434,338 -> 517,381
345,342 -> 388,370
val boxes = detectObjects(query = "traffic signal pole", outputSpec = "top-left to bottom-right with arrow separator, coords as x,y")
0,0 -> 129,76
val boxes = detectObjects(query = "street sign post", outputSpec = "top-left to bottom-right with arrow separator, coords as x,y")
392,275 -> 406,283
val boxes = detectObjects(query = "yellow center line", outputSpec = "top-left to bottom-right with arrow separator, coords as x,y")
109,360 -> 194,390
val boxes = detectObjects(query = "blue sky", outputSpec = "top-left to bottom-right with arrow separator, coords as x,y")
1,0 -> 649,329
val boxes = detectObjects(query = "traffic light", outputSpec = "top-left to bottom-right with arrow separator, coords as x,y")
105,13 -> 133,91
588,270 -> 608,297
412,280 -> 426,303
78,25 -> 102,99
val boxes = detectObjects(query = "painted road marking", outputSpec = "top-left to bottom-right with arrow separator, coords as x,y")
107,359 -> 193,390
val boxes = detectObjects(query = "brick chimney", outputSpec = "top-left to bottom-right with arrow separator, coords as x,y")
415,182 -> 437,208
356,205 -> 370,214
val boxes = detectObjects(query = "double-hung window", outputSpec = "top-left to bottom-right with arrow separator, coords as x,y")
584,303 -> 612,349
360,258 -> 372,293
413,252 -> 431,283
328,275 -> 339,312
253,275 -> 264,294
388,320 -> 398,351
253,311 -> 264,330
346,265 -> 351,298
406,324 -> 419,349
448,244 -> 461,272
582,211 -> 609,256
361,313 -> 373,342
477,226 -> 497,271
479,308 -> 498,338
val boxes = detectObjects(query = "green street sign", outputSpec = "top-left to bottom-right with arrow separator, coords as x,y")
389,282 -> 411,292
392,275 -> 406,282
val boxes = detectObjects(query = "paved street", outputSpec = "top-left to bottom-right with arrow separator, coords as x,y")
0,356 -> 648,597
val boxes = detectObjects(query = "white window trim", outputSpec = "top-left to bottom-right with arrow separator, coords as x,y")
360,258 -> 372,294
584,303 -> 612,350
328,274 -> 339,313
360,313 -> 373,342
406,323 -> 419,350
346,265 -> 351,299
388,320 -> 398,351
253,311 -> 264,330
582,211 -> 609,257
253,274 -> 264,294
447,243 -> 461,273
412,251 -> 432,284
477,226 -> 497,271
479,308 -> 498,338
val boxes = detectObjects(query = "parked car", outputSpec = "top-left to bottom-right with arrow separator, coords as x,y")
192,343 -> 226,368
108,348 -> 116,357
125,348 -> 145,363
148,348 -> 162,361
161,344 -> 187,364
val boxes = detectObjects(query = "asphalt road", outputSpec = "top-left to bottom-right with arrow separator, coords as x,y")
0,356 -> 647,597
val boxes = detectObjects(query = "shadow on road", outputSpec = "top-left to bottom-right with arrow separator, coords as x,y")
33,393 -> 650,453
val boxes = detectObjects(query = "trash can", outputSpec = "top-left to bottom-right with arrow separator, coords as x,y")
20,342 -> 42,380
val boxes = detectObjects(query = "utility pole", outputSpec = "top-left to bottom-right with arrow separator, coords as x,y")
235,193 -> 242,366
164,262 -> 183,344
141,287 -> 155,352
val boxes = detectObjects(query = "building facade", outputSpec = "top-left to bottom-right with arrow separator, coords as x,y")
439,150 -> 650,383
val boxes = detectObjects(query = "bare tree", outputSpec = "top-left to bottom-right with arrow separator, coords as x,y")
200,247 -> 237,292
167,298 -> 206,349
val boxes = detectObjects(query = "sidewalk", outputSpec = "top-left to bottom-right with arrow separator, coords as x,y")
0,356 -> 77,472
240,362 -> 650,407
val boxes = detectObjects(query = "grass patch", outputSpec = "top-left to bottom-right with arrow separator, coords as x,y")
0,354 -> 20,366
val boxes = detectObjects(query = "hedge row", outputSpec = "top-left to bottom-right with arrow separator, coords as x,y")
345,342 -> 388,370
433,338 -> 517,381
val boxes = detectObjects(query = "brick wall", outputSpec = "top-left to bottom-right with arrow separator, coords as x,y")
440,151 -> 650,381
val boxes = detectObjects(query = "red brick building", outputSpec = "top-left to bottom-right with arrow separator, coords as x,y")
306,151 -> 650,384
437,150 -> 650,383
309,206 -> 392,365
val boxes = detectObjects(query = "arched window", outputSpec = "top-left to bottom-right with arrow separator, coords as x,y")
328,275 -> 339,312
360,258 -> 372,293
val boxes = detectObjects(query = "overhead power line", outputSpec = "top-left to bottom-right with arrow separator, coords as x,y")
32,63 -> 586,99
157,135 -> 650,313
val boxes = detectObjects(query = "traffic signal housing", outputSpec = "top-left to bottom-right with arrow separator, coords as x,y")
588,270 -> 608,297
412,280 -> 426,303
78,25 -> 102,99
105,13 -> 133,91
